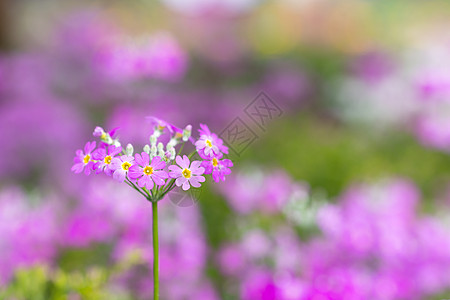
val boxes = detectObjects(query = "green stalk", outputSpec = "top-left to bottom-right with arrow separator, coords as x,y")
152,200 -> 159,300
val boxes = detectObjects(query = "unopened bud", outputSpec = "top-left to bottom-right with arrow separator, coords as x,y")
126,143 -> 134,156
182,125 -> 192,142
150,135 -> 157,146
151,145 -> 157,157
170,148 -> 176,160
157,142 -> 165,157
93,126 -> 105,137
143,144 -> 150,154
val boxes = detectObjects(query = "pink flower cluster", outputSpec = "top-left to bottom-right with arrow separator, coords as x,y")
58,12 -> 187,83
72,117 -> 233,197
216,174 -> 450,300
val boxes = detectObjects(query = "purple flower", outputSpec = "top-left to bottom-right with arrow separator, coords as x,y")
146,116 -> 181,134
201,156 -> 233,182
71,141 -> 96,175
93,126 -> 105,138
110,155 -> 135,182
128,153 -> 168,190
169,155 -> 205,191
92,145 -> 122,176
195,124 -> 228,159
93,126 -> 120,145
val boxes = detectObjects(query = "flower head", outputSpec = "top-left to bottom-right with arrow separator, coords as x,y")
93,126 -> 120,145
195,124 -> 228,159
92,145 -> 122,176
146,116 -> 180,135
110,155 -> 135,182
73,120 -> 233,201
128,152 -> 168,190
169,155 -> 205,191
71,141 -> 96,175
201,155 -> 233,182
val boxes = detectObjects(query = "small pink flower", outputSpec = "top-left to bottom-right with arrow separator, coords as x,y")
146,116 -> 180,134
110,155 -> 135,182
128,152 -> 168,190
93,126 -> 120,139
169,155 -> 205,191
195,124 -> 228,159
92,145 -> 122,176
201,156 -> 233,183
71,141 -> 96,175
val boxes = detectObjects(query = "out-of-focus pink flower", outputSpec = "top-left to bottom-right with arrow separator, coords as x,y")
241,269 -> 280,300
217,244 -> 246,276
0,187 -> 60,284
219,169 -> 302,214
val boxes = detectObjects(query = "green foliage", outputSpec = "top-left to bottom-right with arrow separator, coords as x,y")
0,265 -> 134,300
241,115 -> 450,202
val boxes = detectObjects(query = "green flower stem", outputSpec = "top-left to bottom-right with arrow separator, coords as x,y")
124,179 -> 148,198
152,200 -> 159,300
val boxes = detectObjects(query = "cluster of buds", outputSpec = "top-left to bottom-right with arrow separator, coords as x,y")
72,117 -> 233,201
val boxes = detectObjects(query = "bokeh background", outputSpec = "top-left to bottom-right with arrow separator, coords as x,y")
2,0 -> 450,299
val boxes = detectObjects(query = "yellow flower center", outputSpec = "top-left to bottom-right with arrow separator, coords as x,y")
104,155 -> 112,164
83,154 -> 90,164
182,168 -> 192,179
212,158 -> 218,167
206,139 -> 212,147
157,125 -> 165,131
101,132 -> 107,140
143,166 -> 154,175
122,161 -> 131,171
175,132 -> 183,138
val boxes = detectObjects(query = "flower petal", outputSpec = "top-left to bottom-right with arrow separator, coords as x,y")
153,170 -> 168,179
182,180 -> 191,191
152,174 -> 166,186
113,169 -> 126,182
175,176 -> 188,187
191,166 -> 205,176
71,163 -> 84,174
189,176 -> 203,188
152,156 -> 166,169
128,165 -> 143,180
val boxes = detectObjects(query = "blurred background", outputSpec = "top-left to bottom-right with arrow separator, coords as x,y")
2,0 -> 450,299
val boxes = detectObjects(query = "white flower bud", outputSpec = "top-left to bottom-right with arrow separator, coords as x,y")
113,139 -> 121,147
101,134 -> 113,144
168,138 -> 178,148
150,135 -> 157,146
182,124 -> 192,142
151,145 -> 157,157
170,148 -> 176,160
157,142 -> 165,157
164,151 -> 171,160
126,143 -> 134,156
153,129 -> 162,138
143,144 -> 150,154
